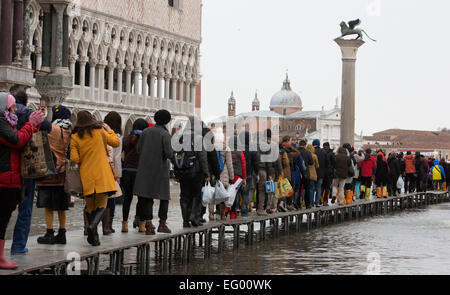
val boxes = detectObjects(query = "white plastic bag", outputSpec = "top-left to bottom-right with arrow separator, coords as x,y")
396,176 -> 404,190
213,180 -> 229,205
202,182 -> 216,206
225,178 -> 243,207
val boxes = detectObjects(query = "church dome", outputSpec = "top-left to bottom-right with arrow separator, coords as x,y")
270,75 -> 303,110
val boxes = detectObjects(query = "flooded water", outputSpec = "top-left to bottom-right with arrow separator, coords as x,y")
5,184 -> 450,275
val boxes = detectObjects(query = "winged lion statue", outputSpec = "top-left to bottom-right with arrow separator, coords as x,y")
338,19 -> 376,42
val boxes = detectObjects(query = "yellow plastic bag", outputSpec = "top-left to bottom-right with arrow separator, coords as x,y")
275,177 -> 293,199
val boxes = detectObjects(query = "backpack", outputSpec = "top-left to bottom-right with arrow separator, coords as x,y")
217,151 -> 224,172
172,134 -> 197,180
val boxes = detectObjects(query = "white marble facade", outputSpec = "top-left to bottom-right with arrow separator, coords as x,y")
24,0 -> 202,134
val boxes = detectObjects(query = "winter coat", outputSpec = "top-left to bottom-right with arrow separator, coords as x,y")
122,132 -> 142,172
323,146 -> 336,179
354,153 -> 365,179
431,160 -> 446,181
258,141 -> 282,180
70,128 -> 120,197
280,148 -> 291,181
387,157 -> 401,179
403,155 -> 416,174
47,124 -> 71,171
375,159 -> 389,184
306,144 -> 319,182
207,148 -> 221,181
334,148 -> 351,180
314,147 -> 327,179
133,125 -> 173,200
231,151 -> 247,181
414,157 -> 426,180
299,146 -> 314,180
292,154 -> 306,187
359,153 -> 376,178
215,142 -> 234,187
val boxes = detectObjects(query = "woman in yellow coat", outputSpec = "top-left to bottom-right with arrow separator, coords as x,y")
70,111 -> 120,246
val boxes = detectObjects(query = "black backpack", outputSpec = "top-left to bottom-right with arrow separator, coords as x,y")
172,134 -> 197,180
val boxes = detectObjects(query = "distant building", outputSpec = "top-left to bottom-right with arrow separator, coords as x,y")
209,74 -> 363,149
363,129 -> 450,160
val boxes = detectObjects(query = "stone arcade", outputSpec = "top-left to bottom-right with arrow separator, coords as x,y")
0,0 -> 202,132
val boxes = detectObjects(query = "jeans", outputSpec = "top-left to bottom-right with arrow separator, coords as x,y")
301,178 -> 311,207
309,181 -> 316,206
292,183 -> 301,207
122,170 -> 137,222
314,178 -> 323,206
137,197 -> 169,221
241,176 -> 253,215
405,173 -> 416,193
11,179 -> 35,253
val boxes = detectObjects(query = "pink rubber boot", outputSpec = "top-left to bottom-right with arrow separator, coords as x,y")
0,240 -> 18,270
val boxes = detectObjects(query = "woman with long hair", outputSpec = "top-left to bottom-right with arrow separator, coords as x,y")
70,111 -> 120,246
102,111 -> 123,235
36,105 -> 73,245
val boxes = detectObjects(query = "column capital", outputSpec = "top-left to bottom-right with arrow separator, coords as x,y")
89,57 -> 98,66
134,66 -> 142,74
108,61 -> 117,69
185,78 -> 192,84
157,72 -> 164,79
98,59 -> 108,68
172,75 -> 179,81
164,73 -> 172,80
334,38 -> 365,60
69,54 -> 78,64
142,68 -> 150,76
125,65 -> 133,73
34,46 -> 42,55
79,55 -> 89,64
117,63 -> 125,71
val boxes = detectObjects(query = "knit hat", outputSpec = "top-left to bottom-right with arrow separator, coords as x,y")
312,139 -> 320,147
52,105 -> 71,121
132,118 -> 148,131
154,109 -> 171,126
6,95 -> 15,110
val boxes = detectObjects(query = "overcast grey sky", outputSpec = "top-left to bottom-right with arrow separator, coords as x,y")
200,0 -> 450,136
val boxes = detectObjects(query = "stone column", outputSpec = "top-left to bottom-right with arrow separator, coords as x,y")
12,0 -> 24,62
69,54 -> 78,85
142,69 -> 149,107
164,74 -> 171,99
53,4 -> 67,74
157,73 -> 163,99
108,61 -> 115,102
22,0 -> 31,69
149,71 -> 156,98
0,0 -> 13,65
185,79 -> 191,103
89,58 -> 97,101
117,64 -> 124,104
97,60 -> 107,102
191,81 -> 198,115
335,38 -> 365,147
179,78 -> 184,102
35,46 -> 42,70
40,4 -> 51,71
125,65 -> 133,105
134,67 -> 141,95
78,56 -> 88,100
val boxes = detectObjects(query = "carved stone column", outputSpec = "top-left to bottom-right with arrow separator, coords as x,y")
185,79 -> 191,103
125,65 -> 133,105
157,73 -> 163,99
69,54 -> 78,85
97,60 -> 107,102
35,46 -> 42,70
108,61 -> 116,102
117,64 -> 124,104
149,71 -> 156,99
335,38 -> 365,146
89,57 -> 98,101
13,0 -> 24,66
0,0 -> 13,65
78,55 -> 88,100
164,74 -> 171,99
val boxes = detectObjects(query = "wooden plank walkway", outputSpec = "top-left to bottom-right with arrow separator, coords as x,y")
1,191 -> 448,275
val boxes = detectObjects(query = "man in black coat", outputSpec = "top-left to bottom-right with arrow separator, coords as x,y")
298,139 -> 314,209
312,139 -> 327,207
322,142 -> 335,206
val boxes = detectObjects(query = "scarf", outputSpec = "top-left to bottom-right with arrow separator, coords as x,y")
53,119 -> 72,129
5,110 -> 18,127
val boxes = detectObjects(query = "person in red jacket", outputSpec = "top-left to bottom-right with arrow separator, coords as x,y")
0,93 -> 44,270
358,149 -> 377,201
403,151 -> 416,193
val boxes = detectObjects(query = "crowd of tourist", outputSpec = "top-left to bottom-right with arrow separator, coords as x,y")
0,90 -> 449,270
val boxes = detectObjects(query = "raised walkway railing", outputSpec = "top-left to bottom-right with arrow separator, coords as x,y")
0,191 -> 448,275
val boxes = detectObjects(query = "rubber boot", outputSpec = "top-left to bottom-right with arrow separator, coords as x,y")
365,187 -> 371,201
121,221 -> 128,233
54,229 -> 67,245
87,208 -> 105,247
102,208 -> 113,236
382,186 -> 388,198
346,190 -> 353,204
138,221 -> 146,233
37,229 -> 56,245
444,182 -> 448,191
360,185 -> 366,200
376,187 -> 382,199
145,221 -> 156,235
157,220 -> 172,234
355,182 -> 361,199
0,240 -> 18,270
83,208 -> 89,236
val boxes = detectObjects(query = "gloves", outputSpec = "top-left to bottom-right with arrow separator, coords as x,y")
29,110 -> 45,127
